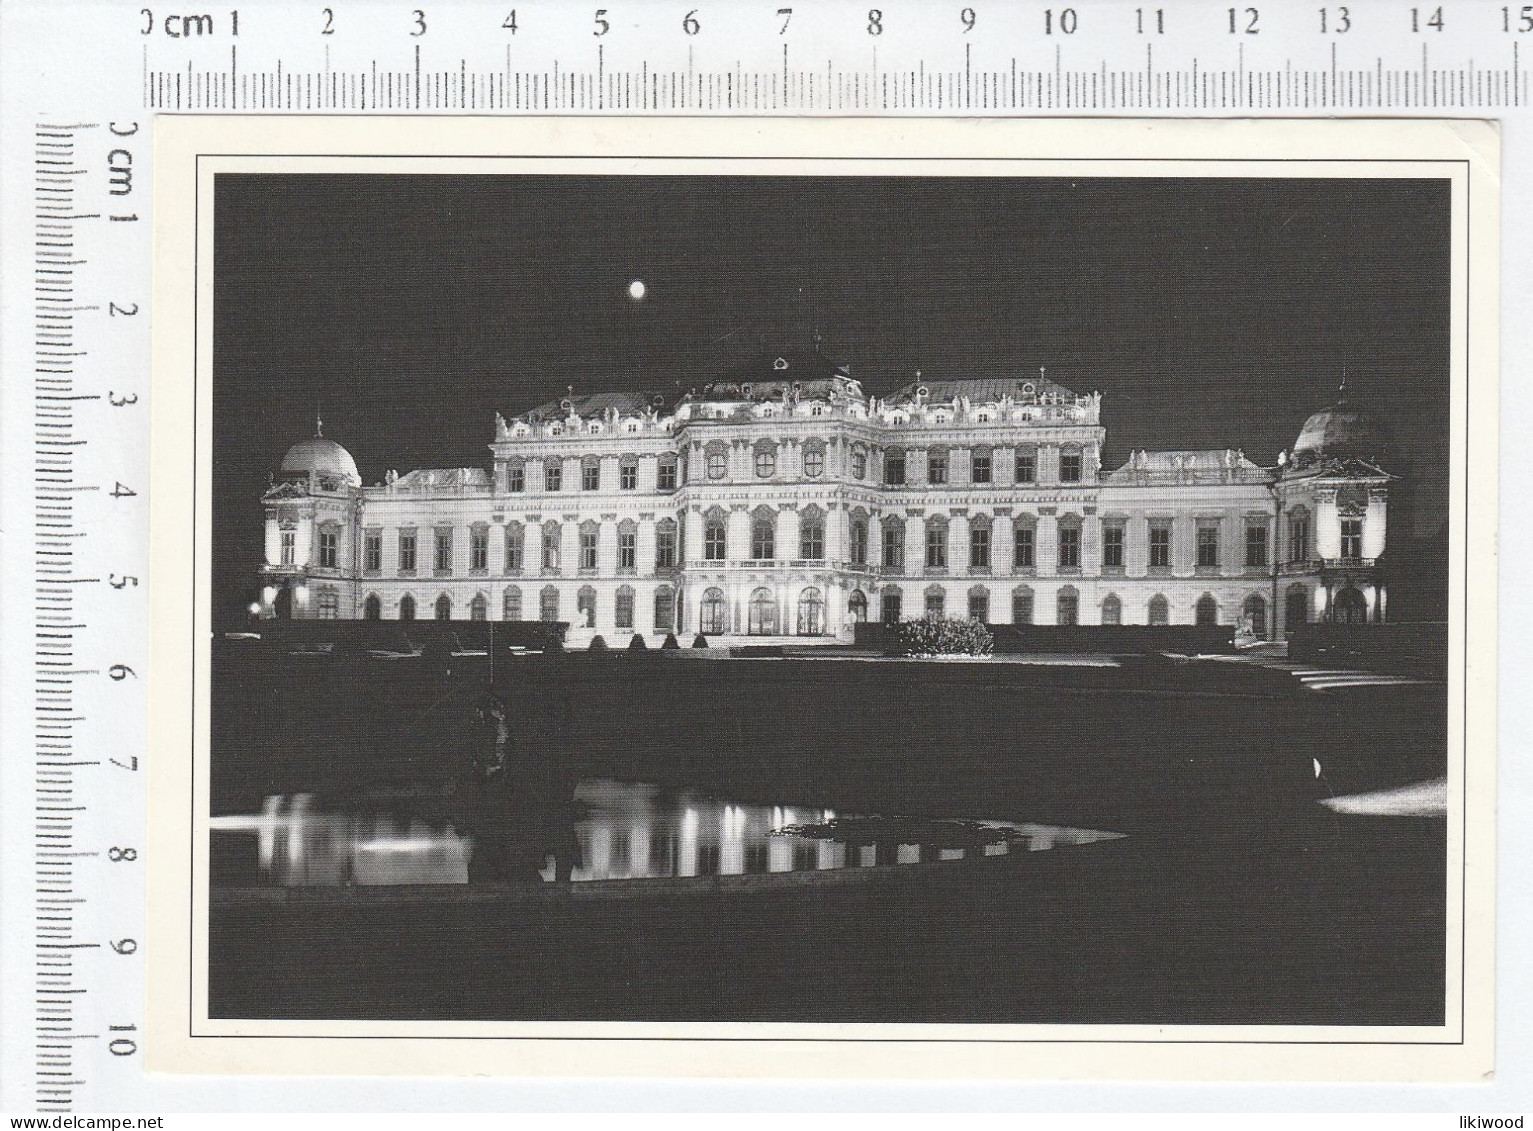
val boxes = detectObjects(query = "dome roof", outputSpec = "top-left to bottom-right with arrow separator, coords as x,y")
280,434 -> 360,486
1290,402 -> 1389,470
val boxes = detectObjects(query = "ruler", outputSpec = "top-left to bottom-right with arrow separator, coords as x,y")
0,0 -> 1521,1115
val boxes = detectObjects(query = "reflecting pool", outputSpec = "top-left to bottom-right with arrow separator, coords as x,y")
210,778 -> 1124,887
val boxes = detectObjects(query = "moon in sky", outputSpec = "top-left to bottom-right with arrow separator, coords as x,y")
628,279 -> 646,301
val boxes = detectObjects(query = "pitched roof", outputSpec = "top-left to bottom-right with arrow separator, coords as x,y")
885,373 -> 1078,405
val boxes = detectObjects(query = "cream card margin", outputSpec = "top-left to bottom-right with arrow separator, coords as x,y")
147,116 -> 1499,1081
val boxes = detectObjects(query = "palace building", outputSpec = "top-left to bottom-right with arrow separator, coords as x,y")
256,352 -> 1395,642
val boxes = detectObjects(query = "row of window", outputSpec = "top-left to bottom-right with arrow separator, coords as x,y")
345,584 -> 682,632
295,511 -> 1334,575
505,456 -> 680,494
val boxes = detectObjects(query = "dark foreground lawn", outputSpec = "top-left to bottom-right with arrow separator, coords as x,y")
207,645 -> 1448,1026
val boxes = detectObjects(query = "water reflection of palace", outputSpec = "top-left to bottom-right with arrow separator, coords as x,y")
209,780 -> 1123,888
258,351 -> 1396,642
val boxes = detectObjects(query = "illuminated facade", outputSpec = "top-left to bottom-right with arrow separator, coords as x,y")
258,353 -> 1394,641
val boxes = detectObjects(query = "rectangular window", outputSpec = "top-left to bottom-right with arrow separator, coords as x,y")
545,462 -> 562,492
280,531 -> 295,566
925,524 -> 947,570
398,531 -> 417,573
1245,524 -> 1269,568
927,451 -> 948,484
801,521 -> 824,561
885,452 -> 905,486
1060,451 -> 1083,483
504,528 -> 523,572
971,452 -> 992,484
968,590 -> 989,621
470,529 -> 489,572
434,530 -> 452,573
1014,525 -> 1035,570
582,462 -> 600,491
1196,523 -> 1220,569
882,526 -> 904,570
1058,525 -> 1081,570
655,527 -> 677,568
705,523 -> 727,561
1340,519 -> 1364,560
540,587 -> 559,621
1015,450 -> 1036,484
580,529 -> 598,570
620,462 -> 637,490
969,526 -> 990,570
618,530 -> 636,571
851,522 -> 868,566
1149,524 -> 1171,569
506,464 -> 524,493
925,589 -> 945,616
503,589 -> 522,620
318,530 -> 338,569
1102,525 -> 1125,569
1012,589 -> 1034,625
882,591 -> 903,625
542,528 -> 560,571
363,531 -> 382,573
615,588 -> 634,629
1289,516 -> 1310,563
657,459 -> 677,491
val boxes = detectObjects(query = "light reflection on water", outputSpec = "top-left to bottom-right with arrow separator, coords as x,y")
209,779 -> 1124,887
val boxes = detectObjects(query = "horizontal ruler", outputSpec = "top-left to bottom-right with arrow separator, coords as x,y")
134,1 -> 1530,111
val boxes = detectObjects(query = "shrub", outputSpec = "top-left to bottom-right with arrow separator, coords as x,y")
661,633 -> 681,650
588,635 -> 608,651
891,615 -> 994,658
692,633 -> 710,649
628,634 -> 648,650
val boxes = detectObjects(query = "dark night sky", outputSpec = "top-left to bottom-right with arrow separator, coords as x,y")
213,172 -> 1450,614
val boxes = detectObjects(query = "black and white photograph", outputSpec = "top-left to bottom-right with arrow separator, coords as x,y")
146,118 -> 1495,1078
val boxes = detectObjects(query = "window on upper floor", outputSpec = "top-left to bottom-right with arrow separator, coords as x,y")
1149,523 -> 1172,569
363,531 -> 382,573
542,526 -> 560,571
470,528 -> 489,572
851,520 -> 868,566
852,448 -> 867,479
1057,524 -> 1081,570
800,515 -> 824,561
504,525 -> 524,572
752,517 -> 775,560
925,522 -> 948,570
1102,524 -> 1125,570
804,447 -> 824,478
620,461 -> 638,491
927,450 -> 948,485
1060,450 -> 1083,484
1245,524 -> 1269,568
434,529 -> 453,573
1015,450 -> 1036,484
582,462 -> 600,491
1014,525 -> 1035,570
280,530 -> 296,566
755,448 -> 776,478
706,449 -> 728,479
971,451 -> 992,484
618,528 -> 637,571
318,530 -> 338,569
655,524 -> 678,569
398,530 -> 417,574
1196,523 -> 1220,569
1289,513 -> 1310,563
545,462 -> 562,492
1340,518 -> 1364,560
579,527 -> 598,570
969,525 -> 990,570
704,521 -> 727,561
657,456 -> 678,491
885,451 -> 906,486
506,463 -> 525,493
882,524 -> 904,570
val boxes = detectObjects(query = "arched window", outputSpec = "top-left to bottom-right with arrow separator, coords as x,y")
615,585 -> 635,630
1242,593 -> 1267,636
924,584 -> 946,617
1012,585 -> 1034,625
848,589 -> 868,622
850,518 -> 869,566
751,513 -> 776,561
654,585 -> 676,633
577,585 -> 597,628
799,507 -> 825,560
1333,587 -> 1368,625
539,586 -> 560,622
705,518 -> 727,561
797,587 -> 825,635
363,593 -> 381,620
748,587 -> 777,635
434,593 -> 452,621
1285,584 -> 1310,634
399,593 -> 416,621
1101,593 -> 1122,626
881,585 -> 903,625
1148,594 -> 1169,626
503,586 -> 522,621
968,585 -> 990,622
1195,593 -> 1219,627
1056,585 -> 1079,626
700,587 -> 727,635
470,592 -> 488,621
316,588 -> 339,619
